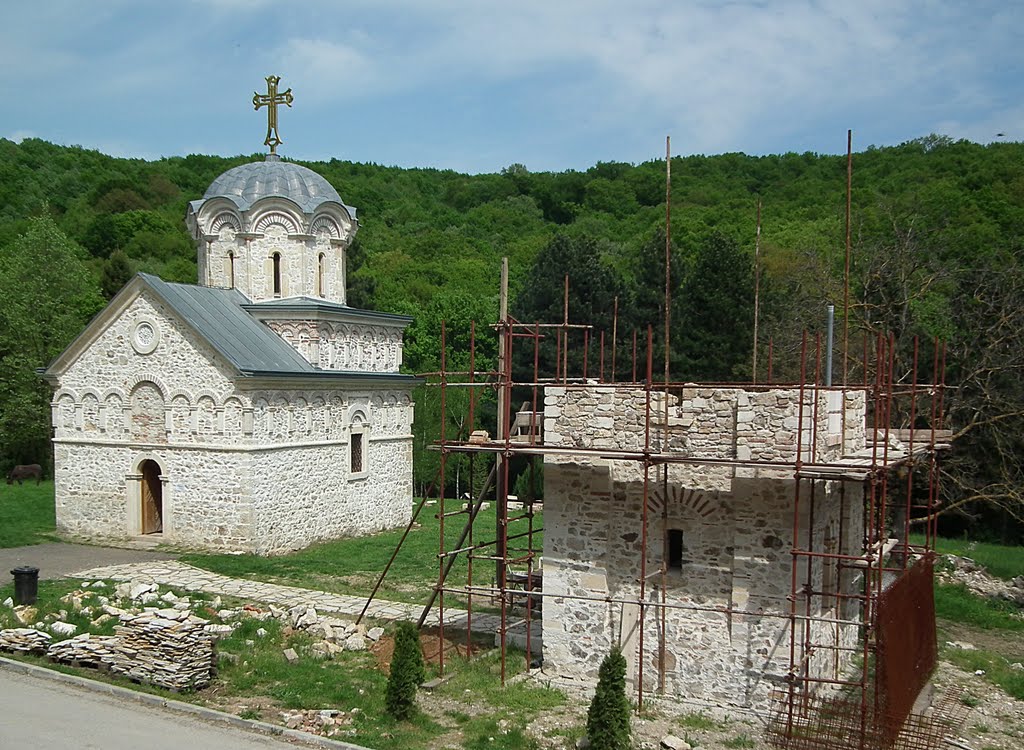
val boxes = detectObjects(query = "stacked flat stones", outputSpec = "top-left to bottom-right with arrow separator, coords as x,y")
0,627 -> 52,653
35,610 -> 215,690
109,610 -> 215,690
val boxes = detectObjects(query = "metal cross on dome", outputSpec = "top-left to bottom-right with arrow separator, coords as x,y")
253,75 -> 294,155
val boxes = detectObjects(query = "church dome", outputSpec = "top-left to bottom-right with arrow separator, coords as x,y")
202,157 -> 354,215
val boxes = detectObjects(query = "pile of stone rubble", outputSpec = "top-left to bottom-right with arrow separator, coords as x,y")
1,578 -> 386,694
937,554 -> 1024,606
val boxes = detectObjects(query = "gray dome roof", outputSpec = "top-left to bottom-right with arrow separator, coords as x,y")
202,158 -> 354,215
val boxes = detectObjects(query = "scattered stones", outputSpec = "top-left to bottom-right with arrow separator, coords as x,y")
277,709 -> 353,736
0,628 -> 52,653
129,582 -> 156,600
660,735 -> 691,750
344,633 -> 367,651
50,621 -> 78,636
367,626 -> 385,642
938,554 -> 1024,605
13,606 -> 37,626
290,605 -> 319,629
203,623 -> 234,636
283,647 -> 299,664
946,641 -> 977,651
256,628 -> 268,638
2,597 -> 13,608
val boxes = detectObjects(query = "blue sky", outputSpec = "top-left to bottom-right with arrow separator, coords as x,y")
3,1 -> 1021,174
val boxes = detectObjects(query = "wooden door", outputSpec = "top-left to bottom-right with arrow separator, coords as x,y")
141,460 -> 163,534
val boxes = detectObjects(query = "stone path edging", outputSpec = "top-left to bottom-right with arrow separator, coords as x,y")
0,654 -> 374,750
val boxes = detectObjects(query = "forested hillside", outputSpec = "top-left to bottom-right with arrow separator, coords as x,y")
1,135 -> 1022,539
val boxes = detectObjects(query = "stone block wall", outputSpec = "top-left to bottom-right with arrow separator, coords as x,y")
51,291 -> 415,554
250,434 -> 413,554
541,385 -> 866,710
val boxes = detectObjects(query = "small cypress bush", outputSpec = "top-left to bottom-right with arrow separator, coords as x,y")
386,621 -> 426,720
586,647 -> 631,750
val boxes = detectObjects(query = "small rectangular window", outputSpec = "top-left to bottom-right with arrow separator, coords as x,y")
351,432 -> 363,474
668,529 -> 684,570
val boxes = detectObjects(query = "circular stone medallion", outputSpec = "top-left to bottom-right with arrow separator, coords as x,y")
131,319 -> 161,355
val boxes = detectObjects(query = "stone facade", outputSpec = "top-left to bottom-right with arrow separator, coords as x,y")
258,316 -> 405,373
187,160 -> 357,305
45,155 -> 417,555
541,386 -> 866,710
47,286 -> 415,555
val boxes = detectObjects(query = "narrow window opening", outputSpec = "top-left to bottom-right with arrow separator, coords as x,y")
272,253 -> 282,297
228,251 -> 235,288
668,529 -> 685,570
318,253 -> 326,297
350,431 -> 363,474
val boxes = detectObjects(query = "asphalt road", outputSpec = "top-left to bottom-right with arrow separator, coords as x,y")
0,667 -> 325,750
0,542 -> 177,581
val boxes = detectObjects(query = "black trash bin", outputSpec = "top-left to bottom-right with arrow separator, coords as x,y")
11,566 -> 39,606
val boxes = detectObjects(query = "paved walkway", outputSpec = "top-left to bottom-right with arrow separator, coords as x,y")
75,560 -> 540,646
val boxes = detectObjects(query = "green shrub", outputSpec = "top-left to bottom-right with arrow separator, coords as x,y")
386,621 -> 426,720
586,647 -> 631,750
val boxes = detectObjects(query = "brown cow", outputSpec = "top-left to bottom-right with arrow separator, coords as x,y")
7,464 -> 42,485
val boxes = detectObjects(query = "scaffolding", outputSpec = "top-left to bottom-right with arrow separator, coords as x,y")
360,260 -> 955,749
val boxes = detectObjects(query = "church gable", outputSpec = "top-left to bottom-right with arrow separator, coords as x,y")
52,288 -> 237,406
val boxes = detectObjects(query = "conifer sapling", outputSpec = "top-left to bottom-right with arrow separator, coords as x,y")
386,621 -> 426,720
586,646 -> 631,750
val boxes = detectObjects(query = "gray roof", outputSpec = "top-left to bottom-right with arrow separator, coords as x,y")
141,275 -> 417,384
144,274 -> 316,373
245,296 -> 413,324
199,158 -> 357,216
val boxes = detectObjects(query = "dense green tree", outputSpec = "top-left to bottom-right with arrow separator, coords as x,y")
0,217 -> 103,467
100,249 -> 133,299
0,136 -> 1022,536
676,231 -> 755,381
514,233 -> 625,379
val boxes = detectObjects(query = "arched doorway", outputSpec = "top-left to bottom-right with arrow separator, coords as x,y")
140,459 -> 163,534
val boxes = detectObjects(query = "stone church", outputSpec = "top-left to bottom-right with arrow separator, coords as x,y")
42,153 -> 418,554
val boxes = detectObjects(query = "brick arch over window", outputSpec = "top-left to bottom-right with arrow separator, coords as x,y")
253,211 -> 300,235
651,485 -> 720,519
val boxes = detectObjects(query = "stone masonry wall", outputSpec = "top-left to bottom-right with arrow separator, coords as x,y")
52,291 -> 415,553
251,434 -> 413,554
541,385 -> 866,710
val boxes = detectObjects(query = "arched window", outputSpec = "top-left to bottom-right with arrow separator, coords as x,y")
271,252 -> 282,297
318,253 -> 326,297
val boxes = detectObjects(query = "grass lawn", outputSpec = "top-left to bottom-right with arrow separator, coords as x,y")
0,576 -> 564,750
911,533 -> 1024,581
0,479 -> 56,547
183,500 -> 543,610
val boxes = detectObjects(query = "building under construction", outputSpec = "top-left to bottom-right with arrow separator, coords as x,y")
363,258 -> 957,749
